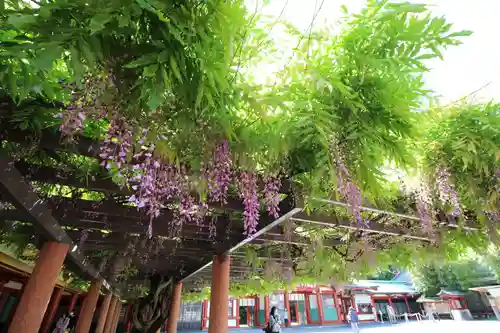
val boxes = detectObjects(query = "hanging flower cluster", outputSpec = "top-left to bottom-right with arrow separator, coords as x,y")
206,140 -> 232,203
178,191 -> 197,222
58,76 -> 110,142
240,171 -> 260,235
264,175 -> 281,218
416,183 -> 434,234
77,229 -> 90,249
128,150 -> 182,238
331,139 -> 364,226
208,216 -> 217,240
94,120 -> 276,238
435,167 -> 460,219
99,112 -> 133,169
58,106 -> 86,142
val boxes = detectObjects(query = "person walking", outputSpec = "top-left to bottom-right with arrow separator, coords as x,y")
264,306 -> 281,333
283,308 -> 289,327
52,313 -> 70,333
348,307 -> 360,333
66,312 -> 77,333
388,305 -> 397,324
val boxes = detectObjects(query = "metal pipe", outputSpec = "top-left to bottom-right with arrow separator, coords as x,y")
181,207 -> 303,282
312,198 -> 479,231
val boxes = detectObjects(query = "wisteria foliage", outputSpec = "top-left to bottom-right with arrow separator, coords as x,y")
3,0 -> 496,244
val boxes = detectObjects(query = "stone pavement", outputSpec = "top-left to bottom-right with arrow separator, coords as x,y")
180,320 -> 500,333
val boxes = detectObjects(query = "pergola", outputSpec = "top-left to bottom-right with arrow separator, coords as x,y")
0,117 -> 476,333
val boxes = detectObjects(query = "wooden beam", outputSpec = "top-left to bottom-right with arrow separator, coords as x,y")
1,127 -> 292,192
0,153 -> 106,285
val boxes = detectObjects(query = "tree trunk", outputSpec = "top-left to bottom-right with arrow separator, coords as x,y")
131,275 -> 174,333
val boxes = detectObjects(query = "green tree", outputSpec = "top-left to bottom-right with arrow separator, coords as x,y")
413,259 -> 499,297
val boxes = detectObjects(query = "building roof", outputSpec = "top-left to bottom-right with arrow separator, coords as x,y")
416,295 -> 443,303
437,289 -> 467,297
469,284 -> 500,292
347,280 -> 418,295
0,252 -> 82,294
392,271 -> 414,284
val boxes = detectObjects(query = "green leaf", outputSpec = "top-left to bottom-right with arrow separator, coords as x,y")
8,65 -> 17,97
147,86 -> 163,111
118,12 -> 131,28
69,47 -> 84,82
195,83 -> 204,109
123,54 -> 157,68
136,0 -> 156,12
160,67 -> 170,90
169,56 -> 183,83
7,14 -> 36,29
90,13 -> 112,34
447,30 -> 473,38
33,47 -> 61,70
142,65 -> 157,77
416,53 -> 438,60
79,39 -> 96,67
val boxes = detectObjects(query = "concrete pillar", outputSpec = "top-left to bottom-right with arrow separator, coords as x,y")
8,241 -> 69,333
68,293 -> 79,314
40,287 -> 64,333
166,282 -> 183,333
103,296 -> 118,333
208,253 -> 230,333
75,279 -> 103,333
95,293 -> 112,333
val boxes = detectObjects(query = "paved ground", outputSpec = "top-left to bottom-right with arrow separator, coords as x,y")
181,320 -> 500,333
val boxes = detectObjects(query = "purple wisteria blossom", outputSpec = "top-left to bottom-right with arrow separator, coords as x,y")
416,183 -> 434,234
99,113 -> 133,169
59,106 -> 86,142
77,229 -> 90,248
206,140 -> 232,204
331,139 -> 363,226
240,171 -> 260,235
127,149 -> 182,238
436,167 -> 460,219
59,77 -> 109,142
264,174 -> 281,218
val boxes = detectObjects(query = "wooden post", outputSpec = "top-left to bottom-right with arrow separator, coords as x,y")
264,296 -> 270,324
40,287 -> 64,333
8,241 -> 69,333
371,295 -> 378,321
68,293 -> 80,314
316,287 -> 324,324
208,254 -> 230,333
111,301 -> 122,333
95,293 -> 112,333
166,282 -> 183,333
284,292 -> 290,327
103,296 -> 118,333
403,295 -> 411,313
123,304 -> 132,333
75,279 -> 103,333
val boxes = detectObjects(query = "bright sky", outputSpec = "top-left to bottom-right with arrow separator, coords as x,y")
247,0 -> 500,103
